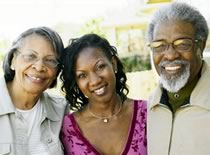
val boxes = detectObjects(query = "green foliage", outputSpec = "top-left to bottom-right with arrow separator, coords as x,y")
54,22 -> 82,46
0,52 -> 5,61
0,53 -> 4,75
78,17 -> 151,73
121,55 -> 151,73
79,17 -> 107,37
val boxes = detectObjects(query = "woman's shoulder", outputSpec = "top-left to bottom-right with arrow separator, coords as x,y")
64,112 -> 74,117
125,98 -> 147,118
41,92 -> 69,117
42,92 -> 68,107
63,112 -> 75,126
134,99 -> 147,108
126,98 -> 147,108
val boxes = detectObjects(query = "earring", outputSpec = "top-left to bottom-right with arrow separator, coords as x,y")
74,87 -> 79,93
10,66 -> 14,70
120,77 -> 124,83
32,64 -> 36,69
115,70 -> 117,74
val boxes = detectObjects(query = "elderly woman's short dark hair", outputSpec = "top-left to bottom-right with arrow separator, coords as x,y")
3,26 -> 64,88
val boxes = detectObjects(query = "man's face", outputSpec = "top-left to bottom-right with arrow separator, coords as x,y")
151,21 -> 203,92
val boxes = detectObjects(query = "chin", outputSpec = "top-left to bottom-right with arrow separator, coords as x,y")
160,71 -> 190,93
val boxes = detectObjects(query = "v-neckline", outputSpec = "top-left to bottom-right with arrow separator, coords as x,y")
70,100 -> 138,155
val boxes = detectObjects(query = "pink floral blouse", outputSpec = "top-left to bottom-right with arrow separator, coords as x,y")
60,100 -> 147,155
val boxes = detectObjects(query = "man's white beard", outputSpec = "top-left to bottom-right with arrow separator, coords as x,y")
159,60 -> 190,93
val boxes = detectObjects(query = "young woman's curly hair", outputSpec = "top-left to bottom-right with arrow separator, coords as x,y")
60,34 -> 129,111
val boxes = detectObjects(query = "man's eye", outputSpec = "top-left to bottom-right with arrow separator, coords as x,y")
150,41 -> 165,48
154,44 -> 167,51
176,43 -> 192,50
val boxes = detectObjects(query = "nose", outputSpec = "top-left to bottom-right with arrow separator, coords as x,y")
89,72 -> 102,87
32,59 -> 47,72
163,44 -> 180,60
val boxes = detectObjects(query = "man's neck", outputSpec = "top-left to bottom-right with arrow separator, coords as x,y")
166,73 -> 201,112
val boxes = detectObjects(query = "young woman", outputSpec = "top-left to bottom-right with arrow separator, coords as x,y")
60,34 -> 147,155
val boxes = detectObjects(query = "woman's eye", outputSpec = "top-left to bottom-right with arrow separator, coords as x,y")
24,54 -> 37,61
77,73 -> 86,79
45,58 -> 56,63
97,64 -> 106,70
45,58 -> 58,65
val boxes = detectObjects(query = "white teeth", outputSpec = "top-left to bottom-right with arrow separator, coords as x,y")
28,75 -> 42,81
165,66 -> 181,71
94,86 -> 105,95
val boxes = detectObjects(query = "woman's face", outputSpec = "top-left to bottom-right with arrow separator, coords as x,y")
75,47 -> 117,104
11,34 -> 58,95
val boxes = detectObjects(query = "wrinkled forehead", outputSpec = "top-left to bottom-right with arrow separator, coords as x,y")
18,34 -> 57,56
153,20 -> 196,41
15,33 -> 51,48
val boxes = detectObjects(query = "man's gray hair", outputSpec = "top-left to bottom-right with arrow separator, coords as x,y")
146,2 -> 209,43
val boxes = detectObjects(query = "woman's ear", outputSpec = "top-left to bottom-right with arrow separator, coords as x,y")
10,54 -> 17,70
111,56 -> 118,73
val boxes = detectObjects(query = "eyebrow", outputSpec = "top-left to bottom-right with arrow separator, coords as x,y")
75,58 -> 105,72
25,49 -> 57,57
23,49 -> 37,54
95,58 -> 104,63
153,37 -> 193,42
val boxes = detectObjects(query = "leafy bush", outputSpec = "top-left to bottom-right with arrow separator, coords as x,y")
120,55 -> 151,73
79,18 -> 107,37
0,52 -> 5,61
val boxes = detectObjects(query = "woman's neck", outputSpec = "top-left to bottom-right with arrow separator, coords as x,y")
87,94 -> 122,116
7,81 -> 41,110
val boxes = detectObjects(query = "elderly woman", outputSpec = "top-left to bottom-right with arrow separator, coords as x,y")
60,34 -> 147,155
0,27 -> 68,155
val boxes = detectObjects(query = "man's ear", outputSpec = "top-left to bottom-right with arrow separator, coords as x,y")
197,40 -> 206,58
198,40 -> 206,52
111,56 -> 118,73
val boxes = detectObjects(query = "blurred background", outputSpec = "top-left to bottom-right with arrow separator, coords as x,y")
0,0 -> 210,100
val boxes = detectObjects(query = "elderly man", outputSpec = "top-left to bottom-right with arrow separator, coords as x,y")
146,2 -> 210,155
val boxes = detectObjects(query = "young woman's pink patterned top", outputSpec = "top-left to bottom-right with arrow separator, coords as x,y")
60,100 -> 147,155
